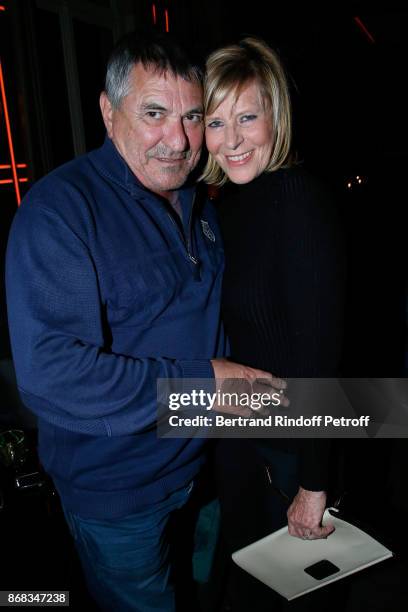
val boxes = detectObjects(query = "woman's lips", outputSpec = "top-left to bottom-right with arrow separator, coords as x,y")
225,150 -> 254,166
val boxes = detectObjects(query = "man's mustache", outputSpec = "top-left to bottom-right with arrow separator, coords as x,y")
147,146 -> 191,160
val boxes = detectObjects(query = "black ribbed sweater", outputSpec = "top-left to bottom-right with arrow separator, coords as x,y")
218,166 -> 345,490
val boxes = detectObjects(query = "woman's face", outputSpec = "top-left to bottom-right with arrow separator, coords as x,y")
205,80 -> 273,184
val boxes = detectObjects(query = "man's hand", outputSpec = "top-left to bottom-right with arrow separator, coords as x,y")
210,358 -> 285,386
287,487 -> 335,540
210,358 -> 288,416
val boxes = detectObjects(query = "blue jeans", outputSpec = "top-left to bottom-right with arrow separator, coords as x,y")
63,483 -> 193,612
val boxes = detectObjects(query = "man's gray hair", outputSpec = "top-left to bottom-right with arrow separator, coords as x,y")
105,30 -> 203,108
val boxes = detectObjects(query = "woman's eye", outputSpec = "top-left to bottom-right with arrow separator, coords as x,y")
206,120 -> 223,129
240,114 -> 257,123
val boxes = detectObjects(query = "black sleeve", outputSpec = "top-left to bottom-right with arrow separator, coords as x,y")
284,172 -> 346,491
298,439 -> 330,491
284,174 -> 346,377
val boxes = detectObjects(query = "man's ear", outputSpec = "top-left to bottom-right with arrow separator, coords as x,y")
100,92 -> 114,137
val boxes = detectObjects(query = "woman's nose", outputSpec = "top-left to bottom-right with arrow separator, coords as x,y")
224,124 -> 243,150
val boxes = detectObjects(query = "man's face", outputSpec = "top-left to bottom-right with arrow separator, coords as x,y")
100,63 -> 204,198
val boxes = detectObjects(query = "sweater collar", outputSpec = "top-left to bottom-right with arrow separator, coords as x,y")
89,135 -> 149,197
89,135 -> 196,202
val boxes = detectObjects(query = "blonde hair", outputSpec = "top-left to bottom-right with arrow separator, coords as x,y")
201,37 -> 294,186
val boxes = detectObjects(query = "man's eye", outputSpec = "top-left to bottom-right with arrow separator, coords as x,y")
206,120 -> 223,129
184,114 -> 203,123
146,111 -> 163,119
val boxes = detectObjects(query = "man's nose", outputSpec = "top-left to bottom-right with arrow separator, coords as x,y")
225,124 -> 243,150
164,118 -> 189,152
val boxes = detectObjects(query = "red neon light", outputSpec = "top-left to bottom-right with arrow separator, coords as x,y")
0,163 -> 27,169
0,60 -> 21,204
164,8 -> 169,32
354,16 -> 375,44
152,4 -> 156,25
0,7 -> 6,11
0,177 -> 28,184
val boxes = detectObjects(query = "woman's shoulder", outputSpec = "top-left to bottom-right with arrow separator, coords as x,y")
276,165 -> 339,216
275,164 -> 333,197
216,164 -> 338,222
225,165 -> 333,200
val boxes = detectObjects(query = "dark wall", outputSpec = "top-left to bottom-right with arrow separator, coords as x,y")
1,3 -> 407,371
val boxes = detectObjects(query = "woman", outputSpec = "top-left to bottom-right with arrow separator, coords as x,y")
202,38 -> 345,609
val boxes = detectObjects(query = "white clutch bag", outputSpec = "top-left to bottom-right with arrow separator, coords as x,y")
232,508 -> 393,601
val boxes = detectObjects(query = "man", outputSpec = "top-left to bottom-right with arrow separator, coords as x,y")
5,31 -> 279,611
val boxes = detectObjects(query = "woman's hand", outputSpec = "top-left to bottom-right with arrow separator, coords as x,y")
287,487 -> 335,540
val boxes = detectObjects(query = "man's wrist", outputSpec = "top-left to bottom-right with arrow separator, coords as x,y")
180,359 -> 214,378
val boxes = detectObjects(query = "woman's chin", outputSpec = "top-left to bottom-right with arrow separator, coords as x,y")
225,168 -> 263,185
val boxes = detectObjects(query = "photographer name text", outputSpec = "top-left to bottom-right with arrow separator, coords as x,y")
167,415 -> 371,428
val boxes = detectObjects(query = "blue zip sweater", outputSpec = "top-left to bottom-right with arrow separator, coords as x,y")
6,137 -> 226,518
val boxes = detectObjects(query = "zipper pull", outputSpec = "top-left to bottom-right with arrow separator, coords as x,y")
189,255 -> 201,281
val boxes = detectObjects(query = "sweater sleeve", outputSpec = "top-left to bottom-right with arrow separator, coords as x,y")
285,174 -> 346,491
284,178 -> 345,377
297,439 -> 330,491
5,203 -> 213,437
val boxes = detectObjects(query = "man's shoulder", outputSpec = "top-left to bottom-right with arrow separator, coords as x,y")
22,151 -> 96,210
11,150 -> 107,242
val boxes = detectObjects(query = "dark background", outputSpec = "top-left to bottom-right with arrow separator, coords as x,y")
1,2 -> 408,610
1,1 -> 408,372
